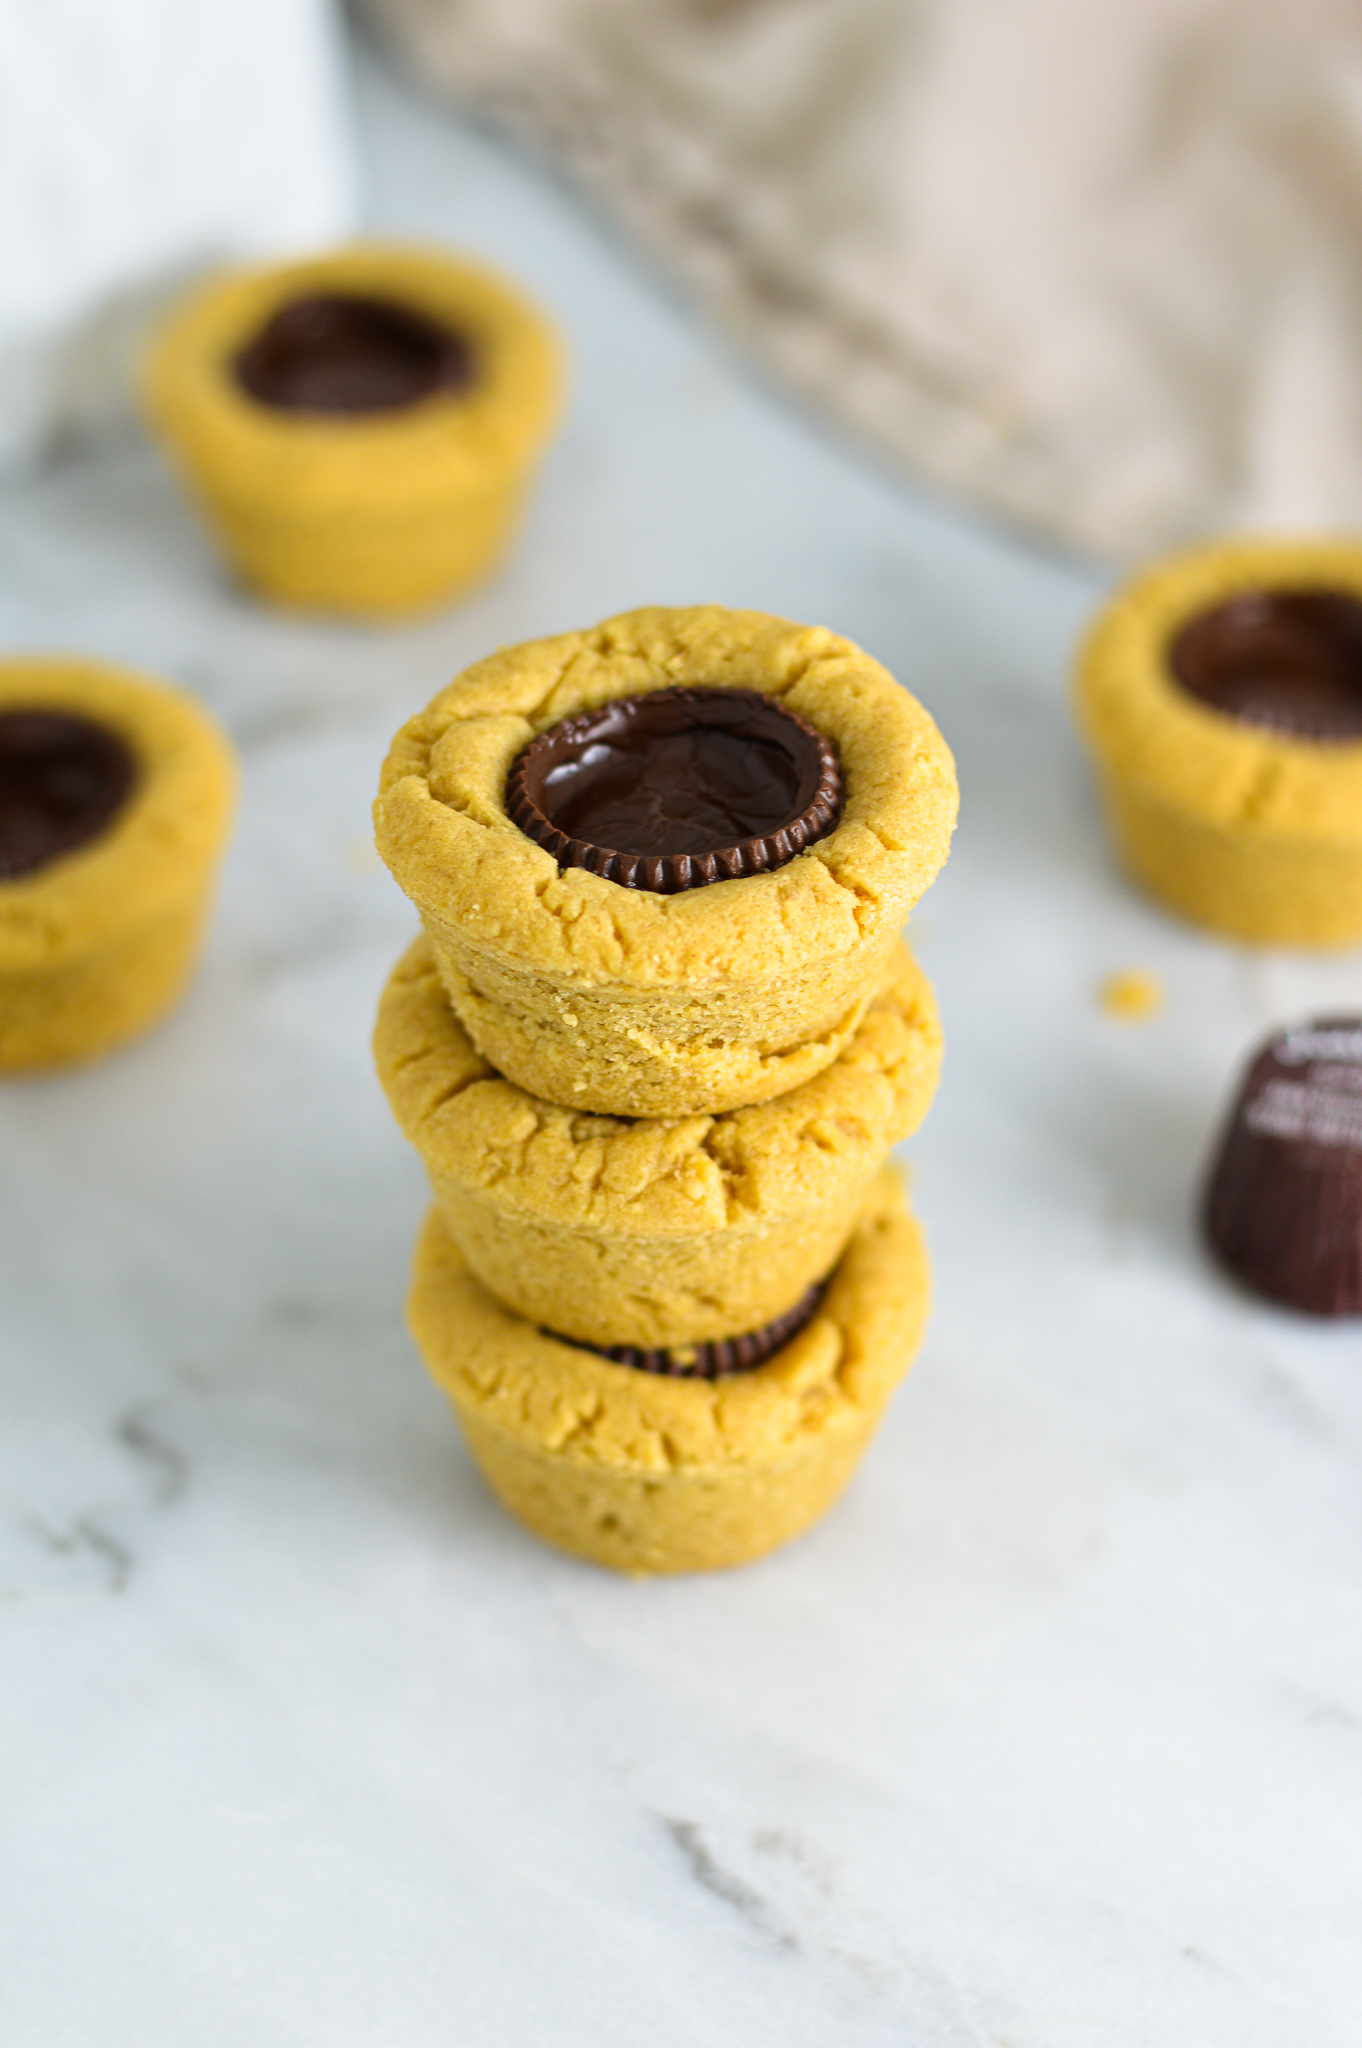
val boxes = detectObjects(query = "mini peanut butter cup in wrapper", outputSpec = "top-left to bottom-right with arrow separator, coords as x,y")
506,686 -> 843,893
1203,1017 -> 1362,1315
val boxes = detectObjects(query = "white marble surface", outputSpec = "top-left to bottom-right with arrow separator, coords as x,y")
4,39 -> 1362,2048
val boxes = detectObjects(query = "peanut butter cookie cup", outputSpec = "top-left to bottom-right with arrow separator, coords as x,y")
144,243 -> 563,619
375,931 -> 940,1350
407,1169 -> 929,1574
375,605 -> 957,1116
1075,537 -> 1362,946
0,657 -> 235,1071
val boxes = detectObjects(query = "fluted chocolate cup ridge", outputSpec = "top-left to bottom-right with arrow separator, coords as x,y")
505,686 -> 843,893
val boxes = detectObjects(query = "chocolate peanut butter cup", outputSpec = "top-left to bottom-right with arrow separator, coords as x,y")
1203,1017 -> 1362,1315
552,1285 -> 825,1379
234,292 -> 475,414
506,686 -> 843,892
1170,589 -> 1362,741
0,709 -> 137,880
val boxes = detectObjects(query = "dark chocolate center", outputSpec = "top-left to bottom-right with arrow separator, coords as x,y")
1169,589 -> 1362,740
549,1283 -> 825,1379
506,688 -> 843,893
0,709 -> 138,880
234,292 -> 475,414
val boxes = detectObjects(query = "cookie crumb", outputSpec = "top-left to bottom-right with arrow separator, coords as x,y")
1099,970 -> 1163,1021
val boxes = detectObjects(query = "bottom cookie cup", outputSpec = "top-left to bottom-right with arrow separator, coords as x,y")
407,1168 -> 930,1575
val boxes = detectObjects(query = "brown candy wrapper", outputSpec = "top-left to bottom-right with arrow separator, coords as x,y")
1203,1018 -> 1362,1315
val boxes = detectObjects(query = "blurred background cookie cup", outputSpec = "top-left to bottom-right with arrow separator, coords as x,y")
142,242 -> 563,619
0,657 -> 235,1071
1074,536 -> 1362,947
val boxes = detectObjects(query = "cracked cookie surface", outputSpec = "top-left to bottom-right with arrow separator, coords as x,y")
375,605 -> 957,1115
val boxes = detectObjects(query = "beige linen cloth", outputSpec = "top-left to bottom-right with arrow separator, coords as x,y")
359,0 -> 1362,559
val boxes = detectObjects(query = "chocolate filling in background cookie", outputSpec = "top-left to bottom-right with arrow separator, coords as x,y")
1072,539 -> 1362,947
0,656 -> 236,1072
507,686 -> 843,892
1204,1017 -> 1362,1316
234,292 -> 476,414
1170,589 -> 1362,741
0,709 -> 138,879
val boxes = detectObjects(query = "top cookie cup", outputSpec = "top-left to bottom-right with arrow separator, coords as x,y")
375,606 -> 958,1117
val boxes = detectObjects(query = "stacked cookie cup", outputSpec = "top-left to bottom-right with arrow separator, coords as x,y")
374,606 -> 957,1573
